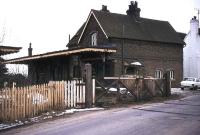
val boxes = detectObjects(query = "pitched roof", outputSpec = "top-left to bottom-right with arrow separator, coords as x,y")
67,23 -> 85,47
177,32 -> 186,40
70,10 -> 184,46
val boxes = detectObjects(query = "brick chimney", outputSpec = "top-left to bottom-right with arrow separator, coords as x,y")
126,1 -> 141,19
101,5 -> 109,12
28,43 -> 32,56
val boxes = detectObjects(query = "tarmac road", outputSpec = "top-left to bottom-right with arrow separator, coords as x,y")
1,92 -> 200,135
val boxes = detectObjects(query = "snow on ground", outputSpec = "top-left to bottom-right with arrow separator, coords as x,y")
0,108 -> 104,131
0,121 -> 23,131
171,88 -> 196,96
171,88 -> 186,94
55,108 -> 104,117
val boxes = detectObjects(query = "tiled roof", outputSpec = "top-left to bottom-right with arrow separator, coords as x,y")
69,10 -> 185,46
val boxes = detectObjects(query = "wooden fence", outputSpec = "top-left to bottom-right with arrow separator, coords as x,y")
97,73 -> 171,102
0,80 -> 86,122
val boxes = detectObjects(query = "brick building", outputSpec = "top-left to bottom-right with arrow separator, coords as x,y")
5,1 -> 184,87
67,1 -> 184,87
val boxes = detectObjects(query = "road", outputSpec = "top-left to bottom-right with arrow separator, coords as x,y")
1,92 -> 200,135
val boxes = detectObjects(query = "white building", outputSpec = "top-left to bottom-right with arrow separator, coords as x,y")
184,16 -> 200,78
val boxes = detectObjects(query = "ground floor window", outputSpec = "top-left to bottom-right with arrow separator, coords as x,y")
155,70 -> 162,79
169,70 -> 175,80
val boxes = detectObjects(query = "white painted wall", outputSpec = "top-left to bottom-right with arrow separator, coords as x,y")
184,16 -> 200,78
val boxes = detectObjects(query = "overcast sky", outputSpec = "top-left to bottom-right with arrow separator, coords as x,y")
0,0 -> 200,59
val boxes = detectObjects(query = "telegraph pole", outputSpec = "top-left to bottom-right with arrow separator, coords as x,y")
195,8 -> 200,22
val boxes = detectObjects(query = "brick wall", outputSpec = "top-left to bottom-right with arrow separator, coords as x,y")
110,38 -> 183,87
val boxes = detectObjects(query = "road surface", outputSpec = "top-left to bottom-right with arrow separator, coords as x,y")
1,92 -> 200,135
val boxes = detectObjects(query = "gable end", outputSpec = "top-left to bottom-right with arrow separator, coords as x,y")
78,10 -> 108,44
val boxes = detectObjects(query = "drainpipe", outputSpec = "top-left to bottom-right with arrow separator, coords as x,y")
121,25 -> 125,76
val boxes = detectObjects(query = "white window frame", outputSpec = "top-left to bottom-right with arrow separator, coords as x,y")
91,32 -> 97,46
155,70 -> 162,79
169,70 -> 175,80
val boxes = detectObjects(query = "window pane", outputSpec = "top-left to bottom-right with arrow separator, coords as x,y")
91,33 -> 97,46
155,70 -> 162,79
170,70 -> 175,79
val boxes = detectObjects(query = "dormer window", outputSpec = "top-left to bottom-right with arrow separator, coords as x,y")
91,32 -> 97,46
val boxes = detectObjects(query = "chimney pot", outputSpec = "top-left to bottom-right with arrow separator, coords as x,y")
28,43 -> 32,56
126,1 -> 141,19
69,34 -> 71,42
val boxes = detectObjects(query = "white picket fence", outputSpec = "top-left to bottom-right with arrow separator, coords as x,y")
64,80 -> 85,107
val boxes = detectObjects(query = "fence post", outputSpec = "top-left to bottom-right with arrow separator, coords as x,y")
135,78 -> 139,101
163,71 -> 171,97
84,63 -> 93,108
92,78 -> 95,106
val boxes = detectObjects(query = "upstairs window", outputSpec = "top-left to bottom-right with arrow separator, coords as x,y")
91,32 -> 97,46
155,70 -> 162,79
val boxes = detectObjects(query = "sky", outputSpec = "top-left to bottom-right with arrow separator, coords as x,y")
0,0 -> 200,60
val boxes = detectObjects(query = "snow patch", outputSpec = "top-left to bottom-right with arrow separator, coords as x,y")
0,121 -> 23,130
0,107 -> 104,131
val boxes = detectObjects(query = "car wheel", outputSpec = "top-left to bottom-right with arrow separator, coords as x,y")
194,86 -> 198,90
191,84 -> 197,90
181,87 -> 184,90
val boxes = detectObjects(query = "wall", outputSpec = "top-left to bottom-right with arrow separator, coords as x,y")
184,17 -> 200,78
110,38 -> 183,87
79,14 -> 109,47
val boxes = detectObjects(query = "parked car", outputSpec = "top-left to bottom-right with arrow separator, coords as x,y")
180,77 -> 200,90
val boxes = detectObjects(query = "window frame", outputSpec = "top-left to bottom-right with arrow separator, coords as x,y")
155,69 -> 163,79
91,32 -> 97,46
169,70 -> 175,80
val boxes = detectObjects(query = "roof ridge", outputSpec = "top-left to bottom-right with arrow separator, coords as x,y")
92,9 -> 126,16
92,9 -> 169,23
69,8 -> 184,46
